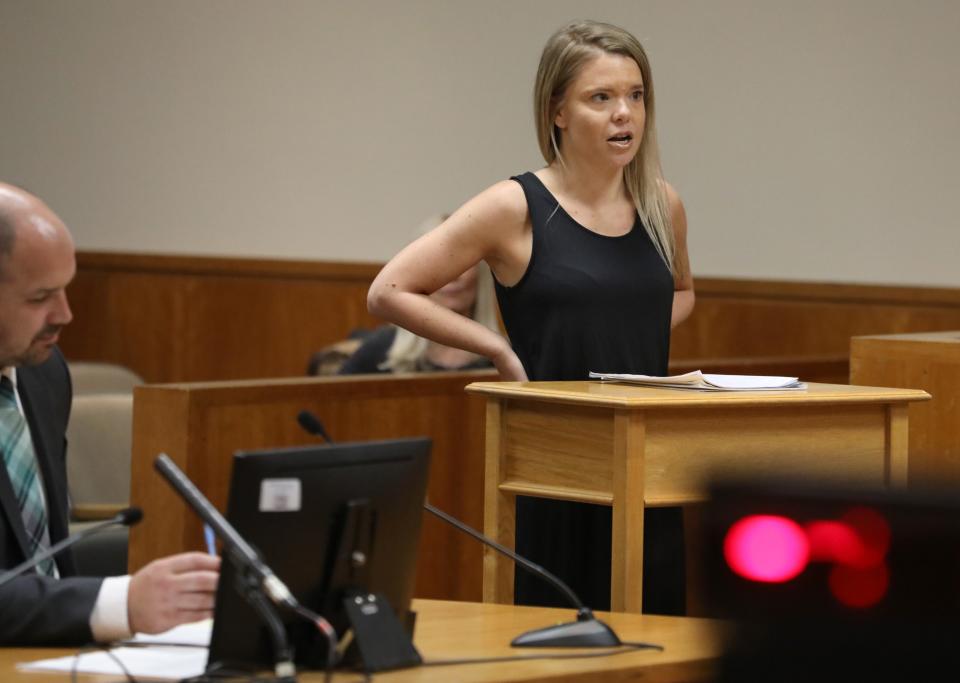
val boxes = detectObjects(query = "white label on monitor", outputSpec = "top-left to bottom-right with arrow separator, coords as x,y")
259,478 -> 302,512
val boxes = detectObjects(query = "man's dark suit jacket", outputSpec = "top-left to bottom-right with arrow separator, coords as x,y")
0,347 -> 104,644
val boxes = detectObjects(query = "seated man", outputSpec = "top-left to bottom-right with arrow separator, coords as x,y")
0,182 -> 220,644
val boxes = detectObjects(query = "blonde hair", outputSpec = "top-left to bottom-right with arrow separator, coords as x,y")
534,20 -> 675,273
380,215 -> 501,372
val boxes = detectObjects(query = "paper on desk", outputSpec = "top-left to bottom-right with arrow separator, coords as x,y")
129,618 -> 212,646
18,620 -> 212,681
700,373 -> 803,389
18,646 -> 207,680
589,370 -> 806,391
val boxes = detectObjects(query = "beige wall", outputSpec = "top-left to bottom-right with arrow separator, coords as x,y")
1,0 -> 957,286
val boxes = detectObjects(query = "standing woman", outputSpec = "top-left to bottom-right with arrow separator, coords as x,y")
368,20 -> 694,613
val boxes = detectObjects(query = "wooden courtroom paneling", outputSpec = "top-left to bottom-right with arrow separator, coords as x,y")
62,252 -> 960,384
61,252 -> 383,382
129,371 -> 494,602
671,278 -> 960,359
850,331 -> 960,488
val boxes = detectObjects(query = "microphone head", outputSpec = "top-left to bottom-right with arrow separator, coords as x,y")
297,409 -> 333,443
297,410 -> 324,436
119,506 -> 144,526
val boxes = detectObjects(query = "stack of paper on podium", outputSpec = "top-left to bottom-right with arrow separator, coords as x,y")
589,370 -> 807,391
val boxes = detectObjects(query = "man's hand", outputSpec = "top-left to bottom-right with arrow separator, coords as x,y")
128,552 -> 221,634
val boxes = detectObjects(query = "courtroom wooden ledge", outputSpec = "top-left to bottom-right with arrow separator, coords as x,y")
137,369 -> 498,402
695,276 -> 960,307
495,484 -> 704,508
852,330 -> 960,345
498,482 -> 615,506
77,251 -> 383,281
466,381 -> 931,409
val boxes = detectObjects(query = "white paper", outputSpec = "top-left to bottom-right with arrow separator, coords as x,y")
590,370 -> 705,385
701,373 -> 801,389
19,620 -> 213,680
130,618 -> 212,646
590,370 -> 806,391
18,646 -> 207,680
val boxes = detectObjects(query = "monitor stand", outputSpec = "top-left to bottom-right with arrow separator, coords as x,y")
323,499 -> 422,673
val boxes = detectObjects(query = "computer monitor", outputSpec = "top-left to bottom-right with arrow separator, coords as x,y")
206,437 -> 431,673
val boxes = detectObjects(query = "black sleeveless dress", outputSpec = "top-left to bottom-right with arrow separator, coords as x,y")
494,172 -> 685,614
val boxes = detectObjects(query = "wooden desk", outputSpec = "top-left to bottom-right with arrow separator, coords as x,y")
129,371 -> 494,602
851,331 -> 960,488
3,599 -> 726,683
467,381 -> 930,612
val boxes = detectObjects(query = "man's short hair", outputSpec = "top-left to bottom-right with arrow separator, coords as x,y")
0,205 -> 16,278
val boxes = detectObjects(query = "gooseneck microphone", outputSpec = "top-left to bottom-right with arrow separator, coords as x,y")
154,453 -> 296,609
154,453 -> 297,682
296,410 -> 623,648
423,503 -> 623,647
0,507 -> 143,588
421,503 -> 621,647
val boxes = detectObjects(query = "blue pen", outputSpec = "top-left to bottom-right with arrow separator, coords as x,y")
203,524 -> 217,556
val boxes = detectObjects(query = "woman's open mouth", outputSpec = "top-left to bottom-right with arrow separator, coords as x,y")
607,133 -> 633,148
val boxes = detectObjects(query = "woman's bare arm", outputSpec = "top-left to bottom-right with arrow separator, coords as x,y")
665,183 -> 695,328
368,180 -> 530,380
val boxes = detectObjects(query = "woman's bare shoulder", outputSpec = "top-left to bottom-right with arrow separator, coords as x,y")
451,179 -> 528,233
434,178 -> 530,285
660,179 -> 682,206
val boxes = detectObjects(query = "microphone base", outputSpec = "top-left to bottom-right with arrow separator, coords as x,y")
511,617 -> 622,648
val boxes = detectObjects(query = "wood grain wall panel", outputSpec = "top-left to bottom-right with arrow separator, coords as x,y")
62,252 -> 383,382
671,278 -> 960,359
130,372 -> 494,602
65,271 -> 192,381
850,332 -> 960,488
63,253 -> 960,384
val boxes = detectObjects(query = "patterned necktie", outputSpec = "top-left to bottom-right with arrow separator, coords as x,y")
0,375 -> 56,576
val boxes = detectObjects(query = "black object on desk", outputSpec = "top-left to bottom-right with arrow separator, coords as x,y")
206,437 -> 430,675
698,478 -> 960,683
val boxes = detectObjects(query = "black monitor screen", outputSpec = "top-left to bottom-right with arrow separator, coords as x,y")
206,437 -> 431,672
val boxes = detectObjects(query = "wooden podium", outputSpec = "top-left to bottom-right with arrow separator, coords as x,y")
851,331 -> 960,487
466,381 -> 929,613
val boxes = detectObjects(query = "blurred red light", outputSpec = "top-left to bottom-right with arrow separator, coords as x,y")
840,506 -> 890,568
724,506 -> 892,609
829,563 -> 890,608
805,520 -> 865,565
724,515 -> 810,582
